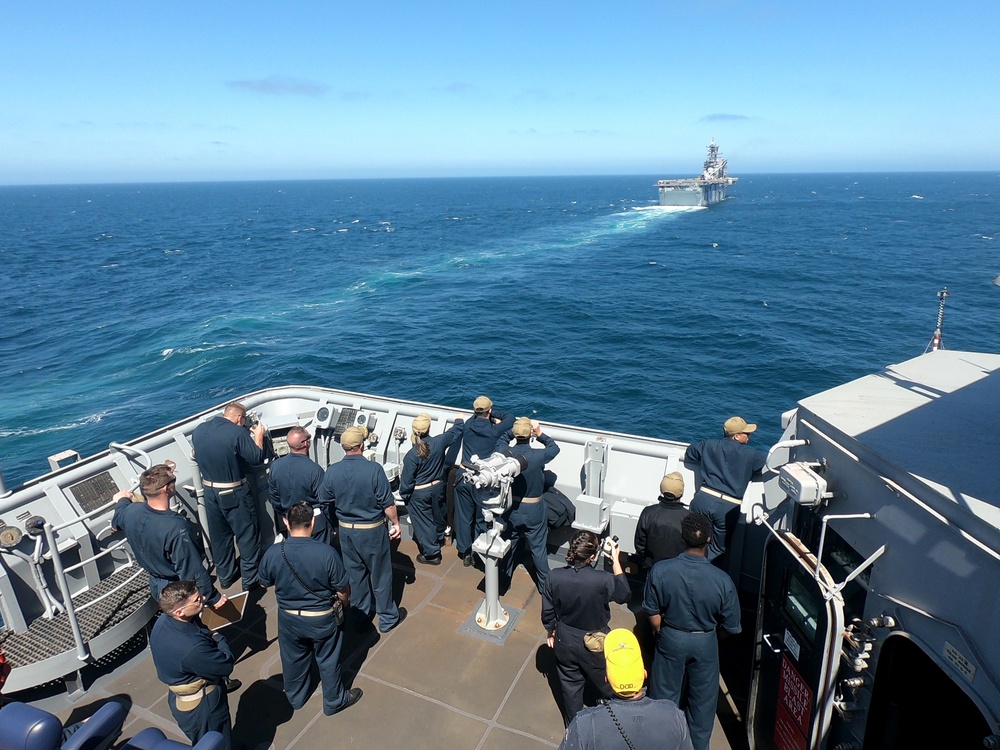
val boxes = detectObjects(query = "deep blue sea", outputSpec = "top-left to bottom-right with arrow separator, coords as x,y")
1,174 -> 998,488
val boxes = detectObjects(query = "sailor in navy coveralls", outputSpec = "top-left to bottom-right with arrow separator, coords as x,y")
258,502 -> 363,715
113,462 -> 227,609
453,396 -> 515,565
633,471 -> 688,570
399,413 -> 464,565
542,530 -> 631,726
319,426 -> 402,633
643,513 -> 741,750
150,580 -> 237,748
192,401 -> 266,589
498,417 -> 560,593
684,415 -> 766,563
268,426 -> 331,544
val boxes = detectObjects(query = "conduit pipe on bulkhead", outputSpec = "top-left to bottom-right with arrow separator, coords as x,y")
765,438 -> 809,471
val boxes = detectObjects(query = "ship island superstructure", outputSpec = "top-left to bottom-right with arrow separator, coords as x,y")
657,139 -> 738,207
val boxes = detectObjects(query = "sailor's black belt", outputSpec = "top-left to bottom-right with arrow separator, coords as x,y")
284,607 -> 335,617
700,487 -> 741,504
518,496 -> 542,504
414,479 -> 442,490
663,621 -> 711,634
339,518 -> 386,530
203,478 -> 246,489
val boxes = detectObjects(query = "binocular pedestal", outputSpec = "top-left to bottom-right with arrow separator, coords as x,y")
471,516 -> 511,631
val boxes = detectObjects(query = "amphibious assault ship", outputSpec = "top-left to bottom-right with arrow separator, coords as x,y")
658,139 -> 738,207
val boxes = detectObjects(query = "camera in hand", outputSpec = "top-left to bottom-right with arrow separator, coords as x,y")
601,535 -> 620,556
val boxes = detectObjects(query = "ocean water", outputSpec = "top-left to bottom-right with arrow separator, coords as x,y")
1,174 -> 998,488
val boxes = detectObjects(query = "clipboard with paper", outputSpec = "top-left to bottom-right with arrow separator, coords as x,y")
201,591 -> 249,631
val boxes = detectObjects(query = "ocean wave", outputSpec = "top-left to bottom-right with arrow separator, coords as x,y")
630,205 -> 705,213
161,342 -> 250,358
0,412 -> 107,439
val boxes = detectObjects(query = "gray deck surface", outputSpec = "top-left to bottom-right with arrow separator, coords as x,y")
24,537 -> 744,749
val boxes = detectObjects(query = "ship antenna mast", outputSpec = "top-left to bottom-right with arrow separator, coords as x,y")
926,287 -> 949,352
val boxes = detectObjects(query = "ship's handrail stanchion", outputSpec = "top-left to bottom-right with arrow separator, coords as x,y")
42,522 -> 90,662
38,487 -> 150,662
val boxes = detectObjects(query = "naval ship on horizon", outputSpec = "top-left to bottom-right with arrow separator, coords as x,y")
657,139 -> 738,207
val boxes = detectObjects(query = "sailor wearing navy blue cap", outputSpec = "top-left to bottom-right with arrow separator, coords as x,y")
150,580 -> 237,748
258,502 -> 362,715
498,417 -> 560,593
268,426 -> 331,544
192,401 -> 266,590
319,427 -> 402,633
643,513 -> 740,750
113,462 -> 227,610
453,396 -> 515,565
399,413 -> 464,565
684,416 -> 766,564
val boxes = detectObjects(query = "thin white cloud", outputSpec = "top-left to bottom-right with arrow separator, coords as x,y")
226,76 -> 328,96
700,113 -> 750,122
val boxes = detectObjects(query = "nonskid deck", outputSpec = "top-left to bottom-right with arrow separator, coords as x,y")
19,536 -> 743,750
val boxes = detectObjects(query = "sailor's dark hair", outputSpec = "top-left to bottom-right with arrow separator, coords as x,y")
681,512 -> 712,549
286,502 -> 314,529
140,464 -> 174,496
565,530 -> 600,565
159,580 -> 198,614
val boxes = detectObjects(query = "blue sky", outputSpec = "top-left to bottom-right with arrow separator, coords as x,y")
2,1 -> 998,184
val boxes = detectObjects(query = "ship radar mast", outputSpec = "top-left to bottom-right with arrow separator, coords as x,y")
926,287 -> 949,352
701,139 -> 729,181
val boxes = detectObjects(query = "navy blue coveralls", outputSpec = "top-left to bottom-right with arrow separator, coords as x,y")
113,498 -> 221,606
453,410 -> 515,557
192,415 -> 265,589
542,564 -> 631,725
399,420 -> 464,560
258,536 -> 352,715
149,612 -> 235,748
684,438 -> 766,562
634,497 -> 688,569
559,693 -> 693,750
268,452 -> 331,544
498,432 -> 560,592
319,455 -> 400,631
642,552 -> 741,750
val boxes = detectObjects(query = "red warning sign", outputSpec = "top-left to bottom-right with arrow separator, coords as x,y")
774,654 -> 813,750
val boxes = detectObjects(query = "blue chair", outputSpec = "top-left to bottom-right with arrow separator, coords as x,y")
120,728 -> 225,750
0,701 -> 126,750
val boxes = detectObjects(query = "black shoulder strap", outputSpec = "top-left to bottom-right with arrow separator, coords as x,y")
280,542 -> 323,600
602,700 -> 637,750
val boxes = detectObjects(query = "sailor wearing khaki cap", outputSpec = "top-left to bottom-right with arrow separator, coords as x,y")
319,425 -> 403,633
453,395 -> 516,566
497,416 -> 560,593
634,471 -> 688,570
683,416 -> 766,565
399,412 -> 465,565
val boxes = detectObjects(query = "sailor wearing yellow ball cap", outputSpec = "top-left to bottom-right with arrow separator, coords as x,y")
558,628 -> 692,750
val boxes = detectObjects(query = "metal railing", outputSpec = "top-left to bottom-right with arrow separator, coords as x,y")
41,492 -> 148,663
